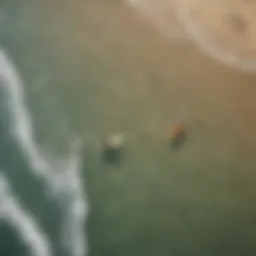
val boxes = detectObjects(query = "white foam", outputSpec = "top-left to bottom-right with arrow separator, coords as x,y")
0,49 -> 89,256
59,139 -> 89,256
179,11 -> 256,72
0,172 -> 51,256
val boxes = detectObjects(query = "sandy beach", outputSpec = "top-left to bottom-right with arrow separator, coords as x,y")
129,0 -> 256,69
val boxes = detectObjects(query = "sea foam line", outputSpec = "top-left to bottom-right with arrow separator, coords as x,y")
0,172 -> 51,256
0,49 -> 89,256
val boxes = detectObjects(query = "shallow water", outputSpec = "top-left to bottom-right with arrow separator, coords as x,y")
1,1 -> 256,256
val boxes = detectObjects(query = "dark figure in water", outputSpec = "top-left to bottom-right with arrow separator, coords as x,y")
101,134 -> 124,164
168,122 -> 187,149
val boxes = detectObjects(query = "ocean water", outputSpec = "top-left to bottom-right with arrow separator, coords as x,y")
0,46 -> 88,256
0,1 -> 88,256
2,1 -> 256,256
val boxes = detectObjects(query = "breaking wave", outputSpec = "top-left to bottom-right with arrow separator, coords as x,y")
0,49 -> 89,256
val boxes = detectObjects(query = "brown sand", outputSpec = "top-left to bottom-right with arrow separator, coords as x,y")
127,0 -> 186,39
128,0 -> 256,70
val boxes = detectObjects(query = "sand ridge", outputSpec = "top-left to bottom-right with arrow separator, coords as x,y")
127,0 -> 256,71
126,0 -> 187,39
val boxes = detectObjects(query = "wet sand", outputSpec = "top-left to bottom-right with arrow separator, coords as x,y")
130,0 -> 256,69
3,0 -> 256,255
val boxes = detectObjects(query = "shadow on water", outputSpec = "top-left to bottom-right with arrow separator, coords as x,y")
102,147 -> 122,164
169,131 -> 187,150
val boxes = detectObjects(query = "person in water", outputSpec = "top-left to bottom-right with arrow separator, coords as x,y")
101,133 -> 124,164
168,121 -> 187,149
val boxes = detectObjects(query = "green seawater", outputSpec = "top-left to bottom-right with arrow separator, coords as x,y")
2,1 -> 256,256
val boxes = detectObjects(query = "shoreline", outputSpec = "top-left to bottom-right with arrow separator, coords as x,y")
126,0 -> 256,72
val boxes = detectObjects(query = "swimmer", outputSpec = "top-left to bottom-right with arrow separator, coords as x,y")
101,133 -> 124,164
168,121 -> 187,149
